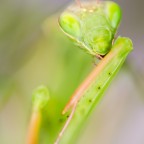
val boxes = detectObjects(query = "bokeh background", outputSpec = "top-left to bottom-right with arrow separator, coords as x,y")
0,0 -> 144,144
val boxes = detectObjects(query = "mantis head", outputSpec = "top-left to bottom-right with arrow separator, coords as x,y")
59,1 -> 122,56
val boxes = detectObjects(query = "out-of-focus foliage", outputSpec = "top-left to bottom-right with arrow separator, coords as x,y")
0,0 -> 144,144
0,11 -> 93,144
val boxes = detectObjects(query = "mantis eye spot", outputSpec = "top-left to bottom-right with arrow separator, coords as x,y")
104,1 -> 122,30
59,13 -> 81,38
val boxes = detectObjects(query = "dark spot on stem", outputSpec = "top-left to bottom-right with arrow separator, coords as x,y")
67,115 -> 69,118
108,72 -> 112,76
89,99 -> 92,103
98,86 -> 101,90
59,118 -> 64,123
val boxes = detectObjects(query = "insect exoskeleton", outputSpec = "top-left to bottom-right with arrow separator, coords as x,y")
58,12 -> 81,40
81,11 -> 114,56
83,26 -> 112,56
59,1 -> 122,56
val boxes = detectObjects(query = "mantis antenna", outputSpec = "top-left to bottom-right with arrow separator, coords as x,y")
76,0 -> 100,7
76,0 -> 82,7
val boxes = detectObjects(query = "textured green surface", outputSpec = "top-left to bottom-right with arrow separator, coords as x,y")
59,1 -> 122,56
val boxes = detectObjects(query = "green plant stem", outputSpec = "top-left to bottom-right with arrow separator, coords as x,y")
26,86 -> 50,144
26,110 -> 41,144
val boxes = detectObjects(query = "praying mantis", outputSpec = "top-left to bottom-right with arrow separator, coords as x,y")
55,0 -> 133,143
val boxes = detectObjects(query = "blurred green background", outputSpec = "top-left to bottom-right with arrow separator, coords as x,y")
0,0 -> 144,144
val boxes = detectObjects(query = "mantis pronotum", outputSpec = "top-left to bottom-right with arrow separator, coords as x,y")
55,1 -> 133,143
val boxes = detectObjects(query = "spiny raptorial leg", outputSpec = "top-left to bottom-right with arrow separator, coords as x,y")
54,102 -> 77,144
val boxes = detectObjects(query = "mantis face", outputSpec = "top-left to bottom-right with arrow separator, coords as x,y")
59,1 -> 122,56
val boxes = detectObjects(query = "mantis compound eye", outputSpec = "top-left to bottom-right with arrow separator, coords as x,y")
58,1 -> 122,56
59,13 -> 81,39
84,27 -> 112,55
104,1 -> 122,31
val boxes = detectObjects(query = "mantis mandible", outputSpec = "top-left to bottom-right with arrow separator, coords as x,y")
55,0 -> 133,143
